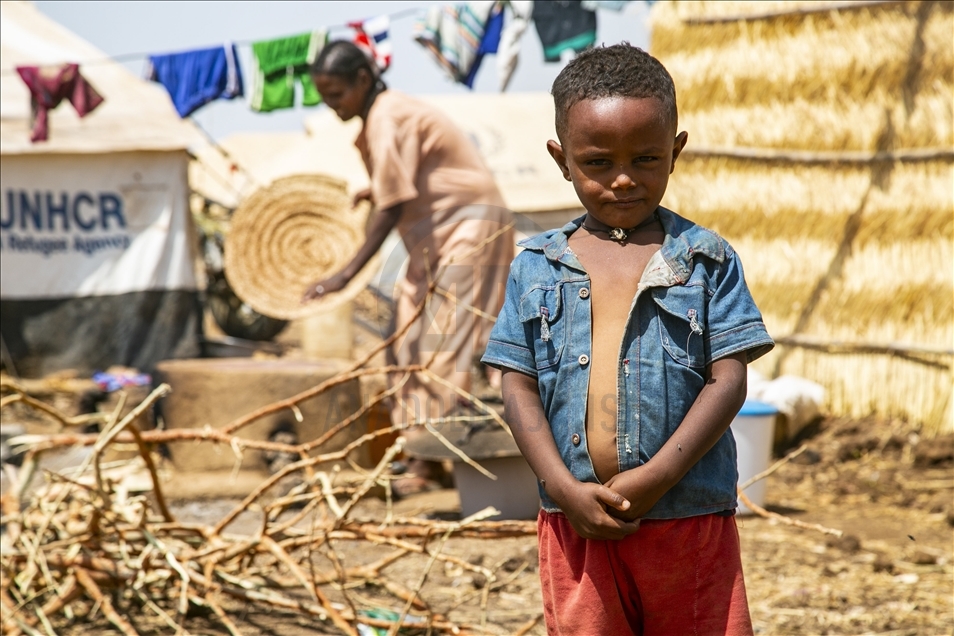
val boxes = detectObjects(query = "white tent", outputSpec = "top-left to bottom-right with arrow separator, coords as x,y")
0,1 -> 206,376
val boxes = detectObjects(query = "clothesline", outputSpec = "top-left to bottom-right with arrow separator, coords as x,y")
0,7 -> 422,75
9,1 -> 628,143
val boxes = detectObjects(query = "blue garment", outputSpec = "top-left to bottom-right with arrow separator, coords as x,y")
464,4 -> 504,87
481,208 -> 775,519
478,4 -> 504,54
146,44 -> 243,118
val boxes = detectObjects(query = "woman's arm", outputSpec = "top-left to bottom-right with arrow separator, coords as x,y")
302,202 -> 402,302
502,369 -> 639,540
604,352 -> 748,520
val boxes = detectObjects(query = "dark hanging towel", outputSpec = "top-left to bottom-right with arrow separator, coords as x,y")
532,0 -> 598,62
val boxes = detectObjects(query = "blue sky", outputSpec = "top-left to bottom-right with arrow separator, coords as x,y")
34,1 -> 651,139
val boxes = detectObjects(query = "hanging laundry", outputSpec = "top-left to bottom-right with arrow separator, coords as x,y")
15,63 -> 104,143
249,29 -> 327,113
581,0 -> 631,10
463,3 -> 504,87
349,14 -> 392,72
413,1 -> 498,88
145,44 -> 243,118
497,0 -> 533,91
532,0 -> 597,63
479,5 -> 505,56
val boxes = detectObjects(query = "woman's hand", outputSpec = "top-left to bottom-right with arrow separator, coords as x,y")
301,271 -> 350,303
300,202 -> 402,306
352,188 -> 373,208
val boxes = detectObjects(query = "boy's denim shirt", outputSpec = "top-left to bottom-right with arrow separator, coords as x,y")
482,207 -> 775,519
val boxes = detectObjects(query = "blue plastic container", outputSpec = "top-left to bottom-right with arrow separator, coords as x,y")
731,400 -> 779,514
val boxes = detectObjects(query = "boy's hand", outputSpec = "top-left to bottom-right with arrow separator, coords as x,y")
555,481 -> 640,540
500,370 -> 639,540
603,466 -> 667,521
603,353 -> 751,521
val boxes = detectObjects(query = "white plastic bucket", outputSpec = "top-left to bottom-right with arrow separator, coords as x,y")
731,400 -> 778,515
453,456 -> 540,520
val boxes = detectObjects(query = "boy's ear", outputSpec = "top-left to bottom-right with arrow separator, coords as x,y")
546,139 -> 572,181
670,131 -> 689,174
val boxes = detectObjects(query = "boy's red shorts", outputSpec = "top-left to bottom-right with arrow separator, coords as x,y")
538,510 -> 754,636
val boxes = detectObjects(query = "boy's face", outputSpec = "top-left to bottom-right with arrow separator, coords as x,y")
547,97 -> 688,229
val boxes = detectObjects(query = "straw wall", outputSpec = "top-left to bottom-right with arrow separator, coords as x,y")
651,0 -> 954,432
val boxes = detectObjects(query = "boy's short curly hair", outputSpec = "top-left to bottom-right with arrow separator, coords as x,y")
551,43 -> 677,141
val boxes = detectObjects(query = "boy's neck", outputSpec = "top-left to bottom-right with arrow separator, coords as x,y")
582,210 -> 660,244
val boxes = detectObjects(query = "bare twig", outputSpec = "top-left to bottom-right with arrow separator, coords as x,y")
0,381 -> 107,428
424,421 -> 497,480
514,614 -> 544,636
336,438 -> 405,522
420,368 -> 510,433
203,592 -> 244,636
74,567 -> 139,636
738,490 -> 843,537
739,444 -> 809,491
388,507 -> 500,636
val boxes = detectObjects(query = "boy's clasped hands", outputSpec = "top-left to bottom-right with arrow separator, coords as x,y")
545,465 -> 669,540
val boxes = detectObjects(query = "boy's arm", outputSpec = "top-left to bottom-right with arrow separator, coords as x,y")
604,352 -> 748,520
502,368 -> 640,540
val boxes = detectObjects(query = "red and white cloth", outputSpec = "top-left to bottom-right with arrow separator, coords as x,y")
349,14 -> 392,72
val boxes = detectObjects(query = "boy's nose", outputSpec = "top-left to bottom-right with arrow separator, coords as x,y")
611,169 -> 637,189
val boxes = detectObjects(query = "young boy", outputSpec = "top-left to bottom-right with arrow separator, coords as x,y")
481,44 -> 774,635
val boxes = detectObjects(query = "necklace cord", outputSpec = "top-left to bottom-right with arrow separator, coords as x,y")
582,210 -> 660,241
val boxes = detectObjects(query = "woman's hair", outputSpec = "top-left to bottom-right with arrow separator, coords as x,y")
311,40 -> 385,88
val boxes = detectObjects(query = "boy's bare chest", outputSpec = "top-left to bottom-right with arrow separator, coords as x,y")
570,234 -> 662,321
569,231 -> 663,482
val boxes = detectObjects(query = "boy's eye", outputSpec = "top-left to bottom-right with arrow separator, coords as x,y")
635,156 -> 658,163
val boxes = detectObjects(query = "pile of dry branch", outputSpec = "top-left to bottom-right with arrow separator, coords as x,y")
0,373 -> 541,636
1,232 -> 549,635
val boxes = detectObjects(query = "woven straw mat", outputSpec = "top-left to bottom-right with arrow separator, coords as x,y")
224,174 -> 378,319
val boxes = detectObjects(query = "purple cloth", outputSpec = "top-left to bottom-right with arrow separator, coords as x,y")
16,63 -> 104,142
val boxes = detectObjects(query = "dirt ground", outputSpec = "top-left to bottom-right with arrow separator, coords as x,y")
35,415 -> 952,636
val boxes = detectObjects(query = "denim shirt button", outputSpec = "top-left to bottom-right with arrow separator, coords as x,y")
579,287 -> 590,299
571,433 -> 581,446
578,354 -> 589,366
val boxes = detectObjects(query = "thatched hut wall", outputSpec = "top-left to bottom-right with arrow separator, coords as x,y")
650,0 -> 953,431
